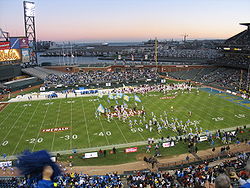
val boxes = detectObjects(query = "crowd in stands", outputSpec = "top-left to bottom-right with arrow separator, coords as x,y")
0,152 -> 249,187
1,125 -> 249,187
127,152 -> 249,187
168,67 -> 249,92
214,56 -> 250,69
44,69 -> 159,87
0,172 -> 124,187
200,68 -> 248,91
53,173 -> 123,187
158,49 -> 221,59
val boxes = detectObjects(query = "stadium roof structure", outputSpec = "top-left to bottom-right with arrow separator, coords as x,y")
225,23 -> 250,46
240,23 -> 250,29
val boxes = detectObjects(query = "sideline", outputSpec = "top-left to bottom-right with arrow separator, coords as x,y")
67,142 -> 250,175
1,142 -> 248,176
0,84 -> 42,101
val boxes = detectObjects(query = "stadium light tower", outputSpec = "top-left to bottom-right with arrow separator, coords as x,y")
180,34 -> 188,42
240,23 -> 250,31
154,37 -> 158,72
0,28 -> 9,41
23,1 -> 37,65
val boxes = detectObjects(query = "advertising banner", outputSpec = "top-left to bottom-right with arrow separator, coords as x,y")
41,127 -> 69,133
0,161 -> 12,167
199,136 -> 208,142
0,49 -> 21,62
19,37 -> 29,48
21,48 -> 30,62
162,142 -> 175,148
40,87 -> 46,91
125,147 -> 138,153
0,42 -> 10,50
161,79 -> 166,83
10,38 -> 20,49
84,152 -> 98,159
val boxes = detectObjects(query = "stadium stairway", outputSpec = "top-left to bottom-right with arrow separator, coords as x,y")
22,67 -> 65,80
181,69 -> 200,80
22,67 -> 48,80
34,67 -> 65,76
168,70 -> 187,79
193,68 -> 217,82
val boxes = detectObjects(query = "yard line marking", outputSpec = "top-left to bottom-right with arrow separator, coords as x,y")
0,103 -> 27,145
102,99 -> 128,143
141,93 -> 170,139
160,91 -> 228,130
11,101 -> 41,155
145,90 -> 192,137
90,98 -> 109,145
80,97 -> 91,147
179,93 -> 229,125
0,103 -> 20,127
50,99 -> 62,151
3,123 -> 250,160
30,102 -> 50,152
190,97 -> 233,127
70,101 -> 73,149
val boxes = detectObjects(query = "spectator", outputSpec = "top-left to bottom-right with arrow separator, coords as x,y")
231,159 -> 250,188
214,174 -> 232,188
113,147 -> 117,154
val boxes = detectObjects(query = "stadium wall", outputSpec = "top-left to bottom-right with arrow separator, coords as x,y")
3,79 -> 43,92
46,65 -> 214,73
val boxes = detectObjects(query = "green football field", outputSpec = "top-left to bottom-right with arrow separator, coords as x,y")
0,87 -> 250,156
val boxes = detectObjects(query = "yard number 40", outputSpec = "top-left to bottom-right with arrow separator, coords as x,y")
1,141 -> 8,146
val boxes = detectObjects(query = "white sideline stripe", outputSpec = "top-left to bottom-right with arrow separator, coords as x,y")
11,101 -> 41,155
70,101 -> 73,149
31,101 -> 50,152
80,97 -> 91,147
50,99 -> 62,151
7,92 -> 102,103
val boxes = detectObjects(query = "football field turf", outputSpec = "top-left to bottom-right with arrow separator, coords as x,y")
0,87 -> 250,156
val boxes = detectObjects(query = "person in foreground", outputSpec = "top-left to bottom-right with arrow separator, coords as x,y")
231,159 -> 250,188
205,174 -> 232,188
16,150 -> 61,188
37,165 -> 54,188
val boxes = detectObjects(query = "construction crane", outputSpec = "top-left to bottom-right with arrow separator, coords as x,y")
181,34 -> 188,42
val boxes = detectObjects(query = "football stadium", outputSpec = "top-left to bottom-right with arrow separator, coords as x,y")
0,1 -> 250,187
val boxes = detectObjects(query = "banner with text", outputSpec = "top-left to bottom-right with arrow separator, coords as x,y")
0,42 -> 10,50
